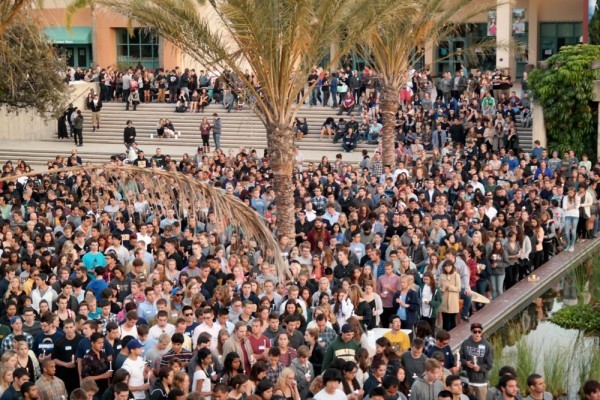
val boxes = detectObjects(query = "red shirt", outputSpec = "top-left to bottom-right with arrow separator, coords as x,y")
248,334 -> 271,357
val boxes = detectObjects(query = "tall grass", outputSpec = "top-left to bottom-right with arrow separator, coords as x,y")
515,338 -> 539,393
577,338 -> 600,390
488,337 -> 507,387
543,347 -> 570,397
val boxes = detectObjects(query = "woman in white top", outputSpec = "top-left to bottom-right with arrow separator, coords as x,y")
333,289 -> 354,328
192,348 -> 214,399
562,186 -> 580,252
578,183 -> 595,240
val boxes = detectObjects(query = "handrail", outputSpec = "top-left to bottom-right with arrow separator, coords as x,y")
449,238 -> 600,352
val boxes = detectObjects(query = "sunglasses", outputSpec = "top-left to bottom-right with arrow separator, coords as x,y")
184,313 -> 193,316
472,330 -> 482,334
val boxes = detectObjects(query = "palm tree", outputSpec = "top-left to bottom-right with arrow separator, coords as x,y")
352,0 -> 498,166
94,0 -> 358,240
0,0 -> 41,35
66,0 -> 98,66
0,164 -> 289,279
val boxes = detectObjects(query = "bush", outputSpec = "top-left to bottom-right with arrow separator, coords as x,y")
528,45 -> 600,158
549,303 -> 600,333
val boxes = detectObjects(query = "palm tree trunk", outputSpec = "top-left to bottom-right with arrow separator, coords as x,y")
91,3 -> 97,66
266,123 -> 296,240
380,85 -> 399,167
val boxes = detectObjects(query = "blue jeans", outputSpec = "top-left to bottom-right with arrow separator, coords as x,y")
367,132 -> 379,143
310,88 -> 319,106
491,274 -> 505,299
461,287 -> 472,319
564,216 -> 579,249
213,133 -> 221,150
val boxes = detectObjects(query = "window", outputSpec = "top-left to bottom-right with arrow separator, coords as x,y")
116,28 -> 159,70
540,23 -> 582,60
435,23 -> 494,76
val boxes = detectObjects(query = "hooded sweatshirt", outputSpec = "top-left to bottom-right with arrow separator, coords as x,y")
459,336 -> 493,384
410,376 -> 445,400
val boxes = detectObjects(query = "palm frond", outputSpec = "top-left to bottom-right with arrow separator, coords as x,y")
0,165 -> 289,281
351,0 -> 501,87
97,0 -> 362,126
65,0 -> 94,30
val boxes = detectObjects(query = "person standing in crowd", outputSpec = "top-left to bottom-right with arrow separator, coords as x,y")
212,113 -> 222,150
460,323 -> 493,400
0,63 -> 599,400
88,93 -> 102,132
73,110 -> 84,147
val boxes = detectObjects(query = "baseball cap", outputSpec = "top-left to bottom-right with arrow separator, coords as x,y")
127,339 -> 144,350
10,316 -> 23,324
341,324 -> 353,334
471,322 -> 483,332
170,287 -> 183,296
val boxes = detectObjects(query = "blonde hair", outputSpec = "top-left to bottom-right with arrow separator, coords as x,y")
275,368 -> 295,392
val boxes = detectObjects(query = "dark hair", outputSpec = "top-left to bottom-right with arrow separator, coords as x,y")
114,382 -> 129,394
583,380 -> 600,396
446,375 -> 462,387
438,390 -> 453,400
223,352 -> 244,375
255,379 -> 274,396
370,387 -> 388,398
382,375 -> 400,389
229,374 -> 249,389
21,382 -> 36,395
168,388 -> 184,400
322,368 -> 342,385
499,374 -> 517,389
90,332 -> 103,343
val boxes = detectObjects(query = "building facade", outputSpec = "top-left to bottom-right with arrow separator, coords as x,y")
37,0 -> 584,77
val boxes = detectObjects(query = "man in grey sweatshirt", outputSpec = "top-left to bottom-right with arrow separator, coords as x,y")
410,358 -> 445,400
459,322 -> 494,400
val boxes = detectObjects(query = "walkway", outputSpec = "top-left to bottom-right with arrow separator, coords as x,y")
449,238 -> 600,351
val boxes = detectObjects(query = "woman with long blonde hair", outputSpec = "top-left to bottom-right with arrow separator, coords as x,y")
0,366 -> 13,397
273,368 -> 301,400
183,280 -> 200,306
348,285 -> 372,331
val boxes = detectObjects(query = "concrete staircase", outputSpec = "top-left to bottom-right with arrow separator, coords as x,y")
68,102 -> 532,153
0,101 -> 533,167
59,102 -> 377,153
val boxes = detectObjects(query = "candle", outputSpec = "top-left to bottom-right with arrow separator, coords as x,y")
109,361 -> 112,371
72,354 -> 75,364
42,349 -> 46,358
150,134 -> 154,139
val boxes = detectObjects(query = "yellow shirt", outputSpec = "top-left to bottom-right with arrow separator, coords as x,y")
384,330 -> 411,354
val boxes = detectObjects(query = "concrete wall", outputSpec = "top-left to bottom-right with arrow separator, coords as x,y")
0,109 -> 54,140
0,82 -> 98,141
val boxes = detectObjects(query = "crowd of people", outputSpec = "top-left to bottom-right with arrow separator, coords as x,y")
3,61 -> 600,400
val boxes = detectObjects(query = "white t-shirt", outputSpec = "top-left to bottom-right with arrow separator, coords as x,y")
148,323 -> 175,341
192,369 -> 211,399
314,389 -> 347,400
192,322 -> 221,354
122,356 -> 146,399
120,324 -> 138,339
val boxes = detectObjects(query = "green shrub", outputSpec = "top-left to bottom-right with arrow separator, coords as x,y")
549,304 -> 600,333
529,45 -> 600,158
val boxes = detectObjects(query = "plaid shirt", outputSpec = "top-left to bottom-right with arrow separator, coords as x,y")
266,361 -> 285,384
0,332 -> 34,353
36,374 -> 68,400
81,349 -> 110,379
96,313 -> 119,334
317,327 -> 337,345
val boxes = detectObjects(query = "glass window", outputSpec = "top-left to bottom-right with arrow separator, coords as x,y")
141,45 -> 154,58
557,24 -> 573,37
541,23 -> 556,36
115,28 -> 159,69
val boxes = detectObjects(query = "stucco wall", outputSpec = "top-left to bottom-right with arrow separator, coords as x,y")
0,82 -> 98,141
